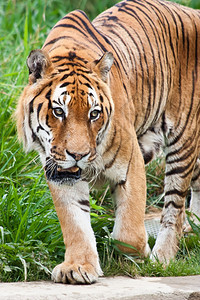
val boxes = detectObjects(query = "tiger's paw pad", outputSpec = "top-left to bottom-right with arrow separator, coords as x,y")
51,262 -> 100,284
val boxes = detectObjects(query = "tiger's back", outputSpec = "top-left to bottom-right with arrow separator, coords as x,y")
16,0 -> 200,284
43,0 -> 200,161
94,0 -> 200,139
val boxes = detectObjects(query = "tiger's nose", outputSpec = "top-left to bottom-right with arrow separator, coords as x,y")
66,150 -> 90,161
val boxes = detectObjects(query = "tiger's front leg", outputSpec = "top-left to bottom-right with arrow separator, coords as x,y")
48,181 -> 103,284
111,138 -> 150,257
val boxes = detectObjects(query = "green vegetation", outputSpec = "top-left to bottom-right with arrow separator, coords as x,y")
169,0 -> 200,9
0,0 -> 199,282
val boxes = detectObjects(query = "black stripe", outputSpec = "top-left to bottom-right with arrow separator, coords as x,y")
60,79 -> 75,88
34,136 -> 46,152
36,103 -> 50,137
181,169 -> 194,179
37,103 -> 43,119
104,125 -> 117,154
44,36 -> 73,48
161,113 -> 167,133
176,6 -> 193,73
133,4 -> 166,112
122,82 -> 129,100
36,103 -> 50,135
164,200 -> 184,209
168,71 -> 195,147
75,10 -> 108,52
192,168 -> 200,182
52,54 -> 88,64
80,73 -> 92,83
60,73 -> 72,80
105,106 -> 110,118
160,2 -> 179,43
175,63 -> 182,117
96,115 -> 110,146
116,6 -> 159,116
29,88 -> 46,124
144,0 -> 174,93
115,20 -> 144,103
54,23 -> 88,38
165,188 -> 188,198
36,124 -> 50,135
80,208 -> 90,213
105,135 -> 121,169
112,32 -> 130,69
52,56 -> 68,63
174,10 -> 185,49
186,34 -> 190,73
166,156 -> 196,176
99,26 -> 128,77
78,199 -> 90,207
145,0 -> 167,34
123,141 -> 134,184
163,14 -> 176,62
45,89 -> 51,101
28,88 -> 48,150
166,166 -> 189,177
194,21 -> 198,79
100,95 -> 104,103
166,129 -> 197,160
118,180 -> 126,186
166,146 -> 196,164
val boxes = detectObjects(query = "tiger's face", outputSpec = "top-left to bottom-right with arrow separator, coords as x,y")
17,50 -> 114,185
43,75 -> 105,185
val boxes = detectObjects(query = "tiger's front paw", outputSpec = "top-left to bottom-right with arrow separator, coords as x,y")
51,262 -> 102,284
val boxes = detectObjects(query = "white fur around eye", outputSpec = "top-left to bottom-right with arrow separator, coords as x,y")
88,87 -> 98,102
52,85 -> 71,118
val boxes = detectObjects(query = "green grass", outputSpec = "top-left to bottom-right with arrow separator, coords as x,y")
169,0 -> 200,8
0,0 -> 200,282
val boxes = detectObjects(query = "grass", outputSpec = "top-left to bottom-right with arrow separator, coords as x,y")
0,0 -> 200,282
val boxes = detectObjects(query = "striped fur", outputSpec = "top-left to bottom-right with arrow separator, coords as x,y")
16,0 -> 200,283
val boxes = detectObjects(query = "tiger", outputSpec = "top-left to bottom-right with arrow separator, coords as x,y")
16,0 -> 200,284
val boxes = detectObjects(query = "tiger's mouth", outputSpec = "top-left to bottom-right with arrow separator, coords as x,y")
45,160 -> 82,185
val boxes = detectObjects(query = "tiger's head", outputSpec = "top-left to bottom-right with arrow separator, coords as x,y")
17,49 -> 114,185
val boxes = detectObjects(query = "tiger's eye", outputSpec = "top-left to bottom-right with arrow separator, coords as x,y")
53,107 -> 64,117
90,110 -> 100,120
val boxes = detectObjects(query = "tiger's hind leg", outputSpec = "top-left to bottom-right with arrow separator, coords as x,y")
151,131 -> 199,264
184,156 -> 200,231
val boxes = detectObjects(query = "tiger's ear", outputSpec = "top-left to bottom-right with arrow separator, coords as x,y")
27,49 -> 53,84
92,52 -> 114,82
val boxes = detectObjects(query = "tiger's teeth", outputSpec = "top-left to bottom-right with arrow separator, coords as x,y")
57,166 -> 79,173
68,166 -> 79,173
